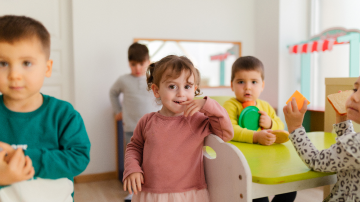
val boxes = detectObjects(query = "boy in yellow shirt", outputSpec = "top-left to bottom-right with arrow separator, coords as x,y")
223,56 -> 296,202
224,56 -> 283,145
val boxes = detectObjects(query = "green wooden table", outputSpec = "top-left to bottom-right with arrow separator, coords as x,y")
229,132 -> 338,199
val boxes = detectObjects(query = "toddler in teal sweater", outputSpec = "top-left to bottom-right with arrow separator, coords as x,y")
0,15 -> 90,201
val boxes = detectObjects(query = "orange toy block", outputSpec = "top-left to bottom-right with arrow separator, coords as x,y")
286,90 -> 310,110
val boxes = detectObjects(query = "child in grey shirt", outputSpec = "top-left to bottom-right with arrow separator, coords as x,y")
110,42 -> 160,145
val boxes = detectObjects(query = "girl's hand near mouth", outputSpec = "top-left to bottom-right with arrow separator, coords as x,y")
181,99 -> 206,117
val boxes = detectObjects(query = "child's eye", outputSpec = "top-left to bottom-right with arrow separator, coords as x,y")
252,81 -> 257,84
238,81 -> 244,84
353,89 -> 358,93
23,61 -> 32,67
185,85 -> 192,89
169,85 -> 177,90
0,61 -> 8,67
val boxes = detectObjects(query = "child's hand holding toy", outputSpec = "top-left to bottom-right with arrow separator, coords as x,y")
258,111 -> 272,129
123,172 -> 144,195
283,97 -> 308,134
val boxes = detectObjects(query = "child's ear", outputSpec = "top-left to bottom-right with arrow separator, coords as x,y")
151,84 -> 160,98
45,59 -> 53,77
261,80 -> 265,92
230,81 -> 234,92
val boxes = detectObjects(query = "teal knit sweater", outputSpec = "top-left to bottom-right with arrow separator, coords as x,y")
0,94 -> 91,190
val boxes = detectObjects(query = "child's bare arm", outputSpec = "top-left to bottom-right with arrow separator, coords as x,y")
0,148 -> 34,185
123,172 -> 144,195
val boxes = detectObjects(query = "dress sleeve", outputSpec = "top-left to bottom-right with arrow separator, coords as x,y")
223,100 -> 254,143
198,97 -> 234,142
25,111 -> 91,179
109,77 -> 123,114
122,115 -> 146,181
290,125 -> 360,172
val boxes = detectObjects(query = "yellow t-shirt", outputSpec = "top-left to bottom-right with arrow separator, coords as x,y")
223,97 -> 284,143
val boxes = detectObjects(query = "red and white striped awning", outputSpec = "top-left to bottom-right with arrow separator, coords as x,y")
289,39 -> 348,54
210,52 -> 231,61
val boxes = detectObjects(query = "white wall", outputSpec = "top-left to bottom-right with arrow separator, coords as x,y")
277,0 -> 310,125
72,0 -> 256,174
253,0 -> 280,109
251,0 -> 309,124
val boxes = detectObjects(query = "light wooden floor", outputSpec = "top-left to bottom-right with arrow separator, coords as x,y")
74,179 -> 324,202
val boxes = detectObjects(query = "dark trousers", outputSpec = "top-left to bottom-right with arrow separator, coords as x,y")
253,191 -> 297,202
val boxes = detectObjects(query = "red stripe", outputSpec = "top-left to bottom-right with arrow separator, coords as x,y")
311,41 -> 318,52
292,45 -> 298,53
301,44 -> 308,53
322,40 -> 329,51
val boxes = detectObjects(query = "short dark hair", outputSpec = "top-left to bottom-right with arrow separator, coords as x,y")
231,56 -> 264,81
128,42 -> 149,62
0,15 -> 50,59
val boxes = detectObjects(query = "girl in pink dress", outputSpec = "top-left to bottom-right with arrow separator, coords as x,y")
122,55 -> 234,202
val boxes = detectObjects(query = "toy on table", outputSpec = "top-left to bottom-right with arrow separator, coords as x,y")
238,101 -> 289,144
327,90 -> 352,115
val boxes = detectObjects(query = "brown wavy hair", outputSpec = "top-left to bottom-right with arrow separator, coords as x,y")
146,55 -> 201,96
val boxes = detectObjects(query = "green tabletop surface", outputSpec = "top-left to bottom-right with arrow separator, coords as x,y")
229,132 -> 337,184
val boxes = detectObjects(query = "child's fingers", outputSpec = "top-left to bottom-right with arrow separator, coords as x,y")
10,148 -> 24,168
188,106 -> 200,117
184,104 -> 198,117
135,177 -> 142,192
291,97 -> 299,112
0,142 -> 11,150
258,111 -> 267,116
300,99 -> 308,113
23,156 -> 33,176
0,150 -> 7,161
131,179 -> 138,194
179,100 -> 193,105
26,167 -> 35,179
127,179 -> 132,194
123,179 -> 127,191
141,174 -> 144,184
283,105 -> 288,116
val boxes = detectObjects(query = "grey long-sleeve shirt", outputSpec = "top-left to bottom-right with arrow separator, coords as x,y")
110,74 -> 161,132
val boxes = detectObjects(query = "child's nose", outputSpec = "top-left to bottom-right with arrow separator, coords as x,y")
352,90 -> 360,102
8,68 -> 22,80
177,88 -> 185,96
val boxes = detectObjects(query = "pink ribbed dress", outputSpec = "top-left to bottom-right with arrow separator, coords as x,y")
123,97 -> 234,202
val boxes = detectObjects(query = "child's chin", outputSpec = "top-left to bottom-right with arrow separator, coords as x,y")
348,112 -> 360,124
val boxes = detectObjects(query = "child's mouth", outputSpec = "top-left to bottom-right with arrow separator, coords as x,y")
174,101 -> 184,105
348,107 -> 359,112
245,94 -> 251,97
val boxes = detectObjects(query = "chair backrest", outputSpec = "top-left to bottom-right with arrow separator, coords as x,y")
324,77 -> 359,132
204,134 -> 252,202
